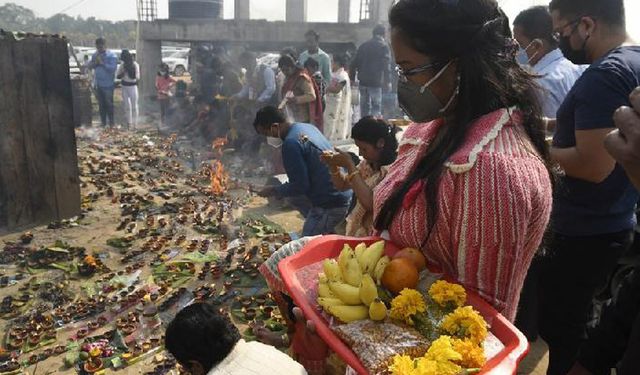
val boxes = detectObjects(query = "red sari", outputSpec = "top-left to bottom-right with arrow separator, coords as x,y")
281,69 -> 324,131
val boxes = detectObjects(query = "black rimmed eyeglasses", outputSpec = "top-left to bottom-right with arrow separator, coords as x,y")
395,62 -> 444,83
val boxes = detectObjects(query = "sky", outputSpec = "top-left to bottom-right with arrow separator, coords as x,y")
5,0 -> 640,40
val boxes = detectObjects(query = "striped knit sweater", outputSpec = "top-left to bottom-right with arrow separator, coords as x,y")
373,108 -> 553,321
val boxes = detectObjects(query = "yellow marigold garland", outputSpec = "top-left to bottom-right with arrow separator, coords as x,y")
440,306 -> 489,345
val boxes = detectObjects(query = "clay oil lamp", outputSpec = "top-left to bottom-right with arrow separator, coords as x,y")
19,293 -> 31,302
223,281 -> 233,289
29,354 -> 38,364
142,341 -> 152,352
28,333 -> 41,346
244,308 -> 256,321
122,324 -> 136,336
88,321 -> 100,330
62,313 -> 72,324
255,295 -> 267,307
76,329 -> 88,339
44,329 -> 56,340
9,328 -> 25,340
150,338 -> 160,348
262,306 -> 274,319
121,352 -> 133,363
54,345 -> 66,355
84,357 -> 104,373
43,348 -> 53,358
116,318 -> 128,330
240,297 -> 252,309
127,294 -> 138,304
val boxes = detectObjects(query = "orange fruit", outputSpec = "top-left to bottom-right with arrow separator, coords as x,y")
381,258 -> 419,294
393,248 -> 427,272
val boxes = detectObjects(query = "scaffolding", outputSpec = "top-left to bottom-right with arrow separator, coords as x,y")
137,0 -> 158,22
359,0 -> 371,22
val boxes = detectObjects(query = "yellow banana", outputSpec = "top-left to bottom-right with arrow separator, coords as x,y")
317,297 -> 344,310
343,257 -> 363,287
359,274 -> 378,306
373,256 -> 390,285
337,244 -> 355,276
355,243 -> 367,269
318,272 -> 328,284
362,240 -> 386,276
318,281 -> 335,298
323,259 -> 342,282
369,298 -> 388,321
329,281 -> 362,305
327,304 -> 369,323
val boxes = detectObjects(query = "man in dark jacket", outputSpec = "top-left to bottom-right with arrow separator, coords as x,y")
566,87 -> 640,375
350,25 -> 391,118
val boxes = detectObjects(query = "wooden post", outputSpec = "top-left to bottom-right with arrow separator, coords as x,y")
0,34 -> 80,232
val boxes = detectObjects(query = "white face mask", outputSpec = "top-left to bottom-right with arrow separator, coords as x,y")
267,137 -> 283,148
266,124 -> 283,148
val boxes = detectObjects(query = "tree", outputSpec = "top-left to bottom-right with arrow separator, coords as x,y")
0,3 -> 137,49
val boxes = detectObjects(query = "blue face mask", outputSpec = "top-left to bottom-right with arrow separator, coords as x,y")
516,40 -> 538,67
516,47 -> 530,65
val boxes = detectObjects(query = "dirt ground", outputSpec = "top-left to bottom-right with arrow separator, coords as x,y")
0,116 -> 552,375
0,121 -> 304,375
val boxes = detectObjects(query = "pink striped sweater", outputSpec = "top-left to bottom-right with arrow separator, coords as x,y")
373,108 -> 552,321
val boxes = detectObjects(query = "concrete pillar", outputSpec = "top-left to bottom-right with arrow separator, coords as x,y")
338,0 -> 351,23
138,38 -> 162,109
372,0 -> 393,24
286,0 -> 307,23
234,0 -> 250,20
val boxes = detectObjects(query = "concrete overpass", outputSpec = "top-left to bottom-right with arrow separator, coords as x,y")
137,0 -> 394,101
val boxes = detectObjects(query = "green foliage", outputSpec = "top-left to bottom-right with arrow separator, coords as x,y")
0,2 -> 137,49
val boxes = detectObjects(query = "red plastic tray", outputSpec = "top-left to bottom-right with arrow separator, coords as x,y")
279,235 -> 529,375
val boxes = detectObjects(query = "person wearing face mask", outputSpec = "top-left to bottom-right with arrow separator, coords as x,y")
537,1 -> 640,374
253,106 -> 351,237
279,55 -> 324,131
373,0 -> 554,322
287,2 -> 554,373
513,6 -> 585,119
156,63 -> 176,125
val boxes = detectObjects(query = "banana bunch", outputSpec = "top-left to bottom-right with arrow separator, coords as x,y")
317,242 -> 390,323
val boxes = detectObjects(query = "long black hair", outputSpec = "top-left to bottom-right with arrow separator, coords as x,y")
375,0 -> 551,235
351,117 -> 399,167
120,49 -> 136,80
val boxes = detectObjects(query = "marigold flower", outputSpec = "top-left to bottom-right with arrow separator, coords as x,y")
389,355 -> 416,375
452,338 -> 486,368
428,280 -> 466,308
440,306 -> 489,345
390,288 -> 427,325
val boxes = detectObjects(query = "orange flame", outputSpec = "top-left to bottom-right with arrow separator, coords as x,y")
210,160 -> 228,196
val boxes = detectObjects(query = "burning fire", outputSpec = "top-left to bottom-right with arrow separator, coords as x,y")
210,160 -> 228,196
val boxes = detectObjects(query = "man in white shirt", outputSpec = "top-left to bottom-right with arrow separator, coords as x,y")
234,51 -> 277,106
514,5 -> 586,119
165,303 -> 307,375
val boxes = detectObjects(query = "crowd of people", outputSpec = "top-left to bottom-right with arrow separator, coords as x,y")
80,0 -> 640,374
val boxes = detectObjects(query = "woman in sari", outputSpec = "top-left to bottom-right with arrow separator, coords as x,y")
323,54 -> 352,141
279,55 -> 324,130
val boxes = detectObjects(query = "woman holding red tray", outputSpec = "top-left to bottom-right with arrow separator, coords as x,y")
259,0 -> 554,372
373,0 -> 553,322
